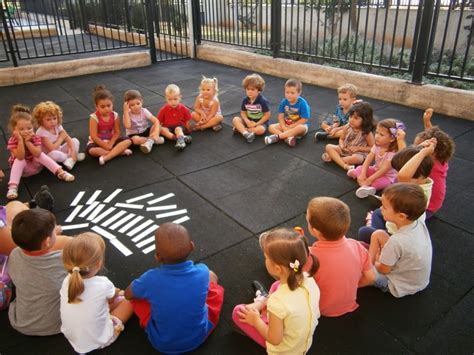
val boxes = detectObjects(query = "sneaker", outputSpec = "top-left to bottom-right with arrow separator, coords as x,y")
77,153 -> 86,162
212,124 -> 223,132
99,156 -> 106,166
32,185 -> 54,211
6,186 -> 18,200
243,131 -> 255,143
183,135 -> 192,144
345,164 -> 355,171
356,186 -> 377,198
264,134 -> 279,145
284,136 -> 296,147
123,149 -> 133,156
321,152 -> 331,162
314,130 -> 329,142
252,280 -> 269,298
63,158 -> 75,170
140,139 -> 153,154
232,127 -> 237,135
347,168 -> 357,179
154,136 -> 165,145
175,138 -> 186,150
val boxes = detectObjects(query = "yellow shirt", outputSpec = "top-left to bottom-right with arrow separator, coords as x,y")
266,275 -> 320,355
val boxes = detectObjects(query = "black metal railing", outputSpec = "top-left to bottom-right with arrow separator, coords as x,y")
197,0 -> 473,84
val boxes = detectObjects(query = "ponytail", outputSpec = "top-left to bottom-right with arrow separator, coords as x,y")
67,267 -> 85,304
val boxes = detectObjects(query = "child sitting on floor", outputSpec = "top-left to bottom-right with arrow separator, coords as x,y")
265,79 -> 311,147
232,73 -> 271,143
348,118 -> 405,198
315,83 -> 359,141
60,232 -> 133,354
87,85 -> 132,165
306,197 -> 375,317
233,227 -> 320,353
6,105 -> 75,200
123,89 -> 163,154
369,183 -> 432,297
191,76 -> 224,131
125,223 -> 224,353
8,209 -> 72,335
33,101 -> 85,170
157,84 -> 193,150
322,101 -> 375,171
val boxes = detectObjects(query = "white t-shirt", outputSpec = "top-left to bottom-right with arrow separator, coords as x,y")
380,218 -> 432,297
60,275 -> 116,353
36,125 -> 65,152
126,108 -> 153,135
266,275 -> 320,355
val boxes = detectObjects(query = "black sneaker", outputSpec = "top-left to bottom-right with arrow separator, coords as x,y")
31,185 -> 54,211
251,280 -> 269,298
314,130 -> 329,142
183,135 -> 192,144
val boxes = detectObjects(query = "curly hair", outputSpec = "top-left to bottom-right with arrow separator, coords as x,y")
415,127 -> 455,164
32,101 -> 63,127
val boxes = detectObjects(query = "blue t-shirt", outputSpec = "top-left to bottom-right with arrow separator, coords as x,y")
278,97 -> 311,125
132,261 -> 211,353
334,105 -> 350,126
241,94 -> 270,121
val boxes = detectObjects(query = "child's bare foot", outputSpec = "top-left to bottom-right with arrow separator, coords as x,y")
423,108 -> 434,129
55,225 -> 63,235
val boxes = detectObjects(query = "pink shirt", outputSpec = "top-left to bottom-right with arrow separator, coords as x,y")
7,135 -> 42,166
309,237 -> 371,317
428,160 -> 448,213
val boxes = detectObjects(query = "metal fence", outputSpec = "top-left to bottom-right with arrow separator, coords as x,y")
197,0 -> 473,83
0,0 -> 189,67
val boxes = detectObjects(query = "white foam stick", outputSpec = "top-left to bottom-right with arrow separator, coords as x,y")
146,204 -> 177,212
127,220 -> 154,237
132,225 -> 158,242
70,191 -> 85,206
155,209 -> 187,219
87,204 -> 105,221
92,207 -> 116,224
91,226 -> 132,256
103,189 -> 123,203
109,213 -> 135,230
136,236 -> 155,248
110,239 -> 133,257
65,205 -> 83,223
86,190 -> 102,205
114,203 -> 144,210
126,193 -> 154,203
147,193 -> 175,205
142,244 -> 156,254
79,201 -> 100,218
61,223 -> 89,230
119,215 -> 144,234
172,215 -> 190,224
101,210 -> 127,227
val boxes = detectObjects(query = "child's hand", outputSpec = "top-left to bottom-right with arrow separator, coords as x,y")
321,121 -> 331,131
347,146 -> 358,153
23,131 -> 34,142
237,306 -> 260,326
396,128 -> 406,141
247,121 -> 256,128
13,130 -> 22,141
123,101 -> 130,113
357,174 -> 367,185
420,138 -> 437,155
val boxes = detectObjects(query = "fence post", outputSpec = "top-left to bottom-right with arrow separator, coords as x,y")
186,0 -> 195,58
271,0 -> 281,58
124,0 -> 132,32
78,0 -> 88,31
146,0 -> 157,63
191,0 -> 201,46
0,1 -> 18,67
411,0 -> 435,84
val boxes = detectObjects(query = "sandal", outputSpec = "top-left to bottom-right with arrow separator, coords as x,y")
57,170 -> 75,182
365,211 -> 373,227
7,186 -> 18,200
321,153 -> 331,162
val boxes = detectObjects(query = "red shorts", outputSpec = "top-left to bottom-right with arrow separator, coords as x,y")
131,282 -> 224,332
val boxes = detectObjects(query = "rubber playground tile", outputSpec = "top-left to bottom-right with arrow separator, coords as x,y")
452,128 -> 474,162
59,99 -> 91,124
213,184 -> 307,233
0,173 -> 33,206
0,81 -> 75,105
180,162 -> 265,201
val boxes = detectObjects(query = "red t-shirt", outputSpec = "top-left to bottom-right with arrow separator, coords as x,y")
7,135 -> 42,166
309,237 -> 372,317
157,104 -> 191,128
428,159 -> 448,213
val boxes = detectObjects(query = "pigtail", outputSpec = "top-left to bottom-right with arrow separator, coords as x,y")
287,259 -> 304,291
67,267 -> 85,304
212,77 -> 219,94
306,254 -> 320,277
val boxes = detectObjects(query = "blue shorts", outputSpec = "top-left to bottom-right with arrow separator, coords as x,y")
374,267 -> 389,292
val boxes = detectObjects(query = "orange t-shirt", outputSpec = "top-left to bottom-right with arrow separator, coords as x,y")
309,237 -> 371,317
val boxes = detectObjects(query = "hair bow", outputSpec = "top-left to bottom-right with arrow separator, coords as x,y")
289,259 -> 300,272
389,122 -> 406,138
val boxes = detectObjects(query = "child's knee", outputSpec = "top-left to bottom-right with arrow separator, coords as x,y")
232,116 -> 242,125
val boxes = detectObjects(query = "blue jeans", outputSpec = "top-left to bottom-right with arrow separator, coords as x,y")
357,208 -> 386,244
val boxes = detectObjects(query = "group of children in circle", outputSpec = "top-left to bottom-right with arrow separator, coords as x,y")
1,71 -> 457,354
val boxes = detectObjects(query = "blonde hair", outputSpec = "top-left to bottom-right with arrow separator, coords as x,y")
263,228 -> 319,291
62,232 -> 106,304
165,84 -> 181,96
337,83 -> 358,98
307,197 -> 351,241
32,101 -> 63,127
242,73 -> 265,91
200,76 -> 218,95
8,104 -> 33,132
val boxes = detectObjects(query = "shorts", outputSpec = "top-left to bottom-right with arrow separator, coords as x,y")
99,315 -> 124,349
86,137 -> 130,155
128,127 -> 151,139
373,267 -> 389,292
247,119 -> 269,129
131,281 -> 224,332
